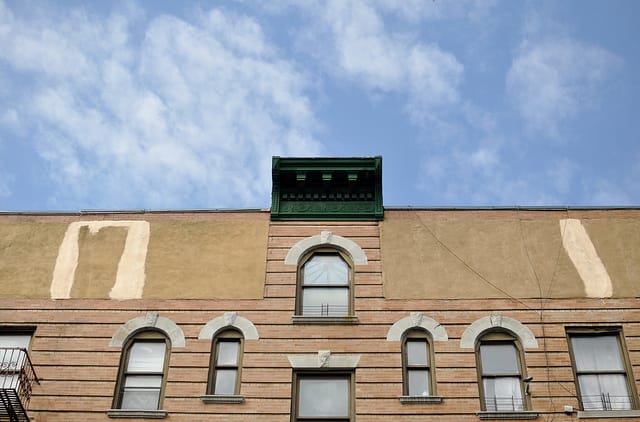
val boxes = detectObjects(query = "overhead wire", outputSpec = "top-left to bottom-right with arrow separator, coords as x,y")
517,209 -> 576,421
414,209 -> 577,420
414,212 -> 535,311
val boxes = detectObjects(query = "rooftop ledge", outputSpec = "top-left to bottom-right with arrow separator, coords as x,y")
3,205 -> 640,216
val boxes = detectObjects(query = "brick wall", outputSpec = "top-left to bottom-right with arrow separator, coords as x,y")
1,217 -> 639,421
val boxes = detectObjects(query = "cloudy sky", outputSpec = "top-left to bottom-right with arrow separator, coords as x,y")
0,0 -> 638,211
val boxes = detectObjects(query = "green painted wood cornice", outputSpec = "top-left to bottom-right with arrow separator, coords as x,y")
271,156 -> 383,221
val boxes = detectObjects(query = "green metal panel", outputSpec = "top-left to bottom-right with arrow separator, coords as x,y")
271,157 -> 383,221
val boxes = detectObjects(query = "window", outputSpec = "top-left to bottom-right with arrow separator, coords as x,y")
208,330 -> 243,396
292,372 -> 353,422
113,331 -> 169,411
402,329 -> 436,398
0,331 -> 33,391
476,331 -> 528,412
296,249 -> 353,318
568,328 -> 636,411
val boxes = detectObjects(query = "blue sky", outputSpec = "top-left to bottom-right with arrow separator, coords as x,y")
0,0 -> 638,210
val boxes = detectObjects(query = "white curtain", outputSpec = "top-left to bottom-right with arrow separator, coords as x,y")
483,377 -> 523,411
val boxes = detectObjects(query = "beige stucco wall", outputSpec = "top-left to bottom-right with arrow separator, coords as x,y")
0,213 -> 269,299
0,222 -> 68,297
381,210 -> 640,299
3,209 -> 639,300
144,220 -> 268,299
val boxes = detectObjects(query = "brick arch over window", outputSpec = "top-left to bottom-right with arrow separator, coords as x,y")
284,231 -> 368,265
386,312 -> 448,342
198,312 -> 259,340
460,314 -> 538,349
109,311 -> 186,348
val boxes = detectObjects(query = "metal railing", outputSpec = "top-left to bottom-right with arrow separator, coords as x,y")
581,393 -> 633,411
484,396 -> 525,412
0,348 -> 39,422
302,304 -> 349,317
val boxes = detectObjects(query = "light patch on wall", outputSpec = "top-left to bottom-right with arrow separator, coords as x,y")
50,221 -> 150,299
560,218 -> 612,298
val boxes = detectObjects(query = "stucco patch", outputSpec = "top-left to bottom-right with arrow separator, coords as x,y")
560,219 -> 612,298
50,221 -> 150,299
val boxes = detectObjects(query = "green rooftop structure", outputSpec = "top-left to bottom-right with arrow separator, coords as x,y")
271,156 -> 383,221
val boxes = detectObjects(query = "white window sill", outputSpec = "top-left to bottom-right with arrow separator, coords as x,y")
292,315 -> 359,325
200,394 -> 245,404
477,411 -> 539,420
107,409 -> 168,418
400,395 -> 443,404
578,410 -> 640,419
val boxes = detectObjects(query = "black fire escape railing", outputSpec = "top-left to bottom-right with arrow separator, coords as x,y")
0,348 -> 39,422
484,396 -> 526,412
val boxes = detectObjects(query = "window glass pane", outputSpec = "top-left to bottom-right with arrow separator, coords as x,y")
0,335 -> 31,349
298,377 -> 349,417
0,348 -> 26,369
124,375 -> 162,388
572,335 -> 624,371
0,374 -> 20,389
578,374 -> 632,410
0,335 -> 31,368
406,340 -> 429,366
216,341 -> 239,366
480,344 -> 519,375
483,377 -> 523,411
127,342 -> 166,372
302,287 -> 348,316
303,255 -> 348,285
121,375 -> 162,410
408,369 -> 430,396
214,369 -> 237,395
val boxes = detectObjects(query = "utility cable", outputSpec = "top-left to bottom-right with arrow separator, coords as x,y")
415,212 -> 535,311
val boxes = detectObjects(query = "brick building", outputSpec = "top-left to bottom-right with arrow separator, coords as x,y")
1,157 -> 640,421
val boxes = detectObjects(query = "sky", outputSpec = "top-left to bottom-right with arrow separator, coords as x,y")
0,0 -> 638,211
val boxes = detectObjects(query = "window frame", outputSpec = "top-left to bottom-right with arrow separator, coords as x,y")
566,326 -> 638,412
475,330 -> 531,412
112,330 -> 171,412
0,327 -> 35,391
207,329 -> 244,396
294,247 -> 356,323
291,370 -> 355,422
402,328 -> 437,398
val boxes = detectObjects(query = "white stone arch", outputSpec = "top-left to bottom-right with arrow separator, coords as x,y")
109,311 -> 186,348
460,313 -> 538,349
386,312 -> 448,342
284,231 -> 368,265
198,312 -> 259,340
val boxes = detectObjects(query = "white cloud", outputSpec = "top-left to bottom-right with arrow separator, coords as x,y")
507,38 -> 621,139
0,2 -> 322,209
299,0 -> 463,122
375,0 -> 497,22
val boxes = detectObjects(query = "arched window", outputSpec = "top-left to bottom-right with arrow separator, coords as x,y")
113,330 -> 170,411
402,329 -> 436,399
476,330 -> 529,412
208,329 -> 244,396
296,248 -> 353,318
